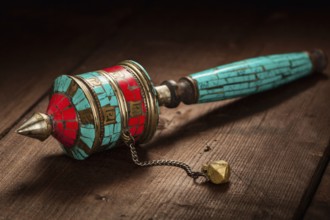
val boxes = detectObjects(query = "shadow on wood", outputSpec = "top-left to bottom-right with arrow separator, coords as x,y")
146,73 -> 328,150
5,145 -> 146,202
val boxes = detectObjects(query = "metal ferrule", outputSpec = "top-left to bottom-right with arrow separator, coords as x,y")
155,76 -> 199,108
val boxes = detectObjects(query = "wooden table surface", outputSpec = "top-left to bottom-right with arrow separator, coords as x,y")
0,5 -> 329,220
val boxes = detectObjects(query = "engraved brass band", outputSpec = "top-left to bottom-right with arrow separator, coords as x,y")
77,75 -> 107,153
98,70 -> 129,140
119,60 -> 159,143
69,76 -> 102,151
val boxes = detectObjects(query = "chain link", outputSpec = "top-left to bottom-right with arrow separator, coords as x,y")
122,129 -> 209,182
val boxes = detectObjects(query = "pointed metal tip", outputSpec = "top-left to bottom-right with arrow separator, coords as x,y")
16,112 -> 52,141
16,129 -> 24,134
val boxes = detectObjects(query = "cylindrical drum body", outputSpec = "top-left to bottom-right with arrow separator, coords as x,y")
46,61 -> 159,160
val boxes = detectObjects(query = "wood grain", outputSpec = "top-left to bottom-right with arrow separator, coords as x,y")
304,158 -> 330,219
0,8 -> 329,220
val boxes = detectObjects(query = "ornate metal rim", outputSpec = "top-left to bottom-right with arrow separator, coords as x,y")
119,60 -> 159,143
69,76 -> 102,151
98,70 -> 129,142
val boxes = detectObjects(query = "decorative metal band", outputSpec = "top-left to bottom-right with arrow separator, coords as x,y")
69,76 -> 102,151
76,75 -> 106,153
119,60 -> 159,143
98,70 -> 128,140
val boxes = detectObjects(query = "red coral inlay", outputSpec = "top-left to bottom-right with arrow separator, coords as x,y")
47,93 -> 78,147
103,65 -> 147,140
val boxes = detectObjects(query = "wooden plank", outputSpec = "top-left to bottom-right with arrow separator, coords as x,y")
245,11 -> 330,219
304,159 -> 330,219
0,8 -> 329,219
0,9 -> 264,219
0,7 -> 132,137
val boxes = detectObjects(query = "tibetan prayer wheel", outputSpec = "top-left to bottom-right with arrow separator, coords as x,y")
17,50 -> 327,163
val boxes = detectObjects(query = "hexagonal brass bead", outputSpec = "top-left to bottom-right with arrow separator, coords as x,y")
202,160 -> 231,184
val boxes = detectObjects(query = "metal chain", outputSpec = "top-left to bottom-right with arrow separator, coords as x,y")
122,129 -> 209,182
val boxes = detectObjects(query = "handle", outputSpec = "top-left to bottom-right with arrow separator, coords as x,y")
156,50 -> 327,107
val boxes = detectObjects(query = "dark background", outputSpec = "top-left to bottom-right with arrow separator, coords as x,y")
0,0 -> 329,219
1,0 -> 330,9
1,0 -> 330,79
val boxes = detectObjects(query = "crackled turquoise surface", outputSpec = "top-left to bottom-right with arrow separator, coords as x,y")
190,52 -> 313,103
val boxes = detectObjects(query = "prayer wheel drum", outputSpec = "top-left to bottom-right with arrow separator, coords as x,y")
46,61 -> 159,159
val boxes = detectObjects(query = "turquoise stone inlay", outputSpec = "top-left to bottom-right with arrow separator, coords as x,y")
71,147 -> 89,160
190,52 -> 313,103
72,88 -> 91,111
80,124 -> 96,149
53,76 -> 70,90
54,75 -> 71,93
78,71 -> 122,150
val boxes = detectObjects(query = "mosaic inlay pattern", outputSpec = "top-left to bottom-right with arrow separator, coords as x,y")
104,65 -> 147,140
47,75 -> 95,159
190,52 -> 313,103
78,71 -> 122,150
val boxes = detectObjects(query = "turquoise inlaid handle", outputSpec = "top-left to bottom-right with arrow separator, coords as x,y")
189,51 -> 324,103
